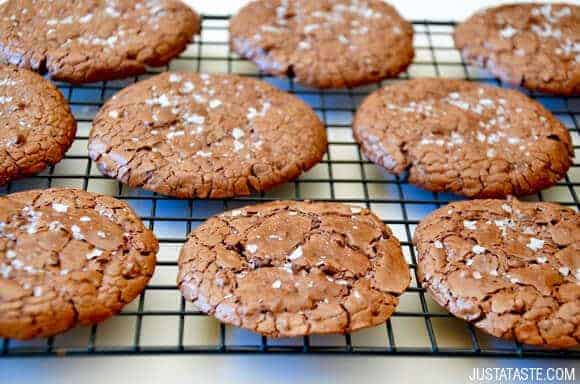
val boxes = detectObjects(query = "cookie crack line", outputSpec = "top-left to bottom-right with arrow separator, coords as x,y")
0,188 -> 158,340
0,0 -> 202,84
353,78 -> 573,198
89,72 -> 327,199
178,201 -> 410,338
415,198 -> 579,347
229,0 -> 414,89
454,3 -> 579,95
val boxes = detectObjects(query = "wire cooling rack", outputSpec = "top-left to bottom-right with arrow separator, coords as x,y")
0,16 -> 579,359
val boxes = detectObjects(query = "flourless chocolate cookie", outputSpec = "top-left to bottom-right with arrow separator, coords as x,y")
89,72 -> 327,199
0,0 -> 200,84
229,0 -> 414,89
454,3 -> 579,95
0,188 -> 158,339
178,201 -> 409,337
0,65 -> 76,186
353,79 -> 573,198
415,198 -> 579,348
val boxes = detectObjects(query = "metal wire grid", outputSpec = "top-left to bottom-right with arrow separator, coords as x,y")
0,16 -> 579,359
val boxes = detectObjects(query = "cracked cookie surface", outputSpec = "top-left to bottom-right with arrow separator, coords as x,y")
415,198 -> 580,348
0,188 -> 158,339
178,201 -> 410,337
353,78 -> 573,198
89,72 -> 327,199
0,65 -> 76,186
0,0 -> 200,84
454,3 -> 579,95
229,0 -> 414,89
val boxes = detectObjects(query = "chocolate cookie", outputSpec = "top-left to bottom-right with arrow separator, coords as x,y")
454,3 -> 579,95
178,201 -> 409,337
89,72 -> 327,199
229,0 -> 414,89
353,79 -> 573,198
0,65 -> 76,186
0,188 -> 158,339
0,0 -> 200,84
415,198 -> 580,347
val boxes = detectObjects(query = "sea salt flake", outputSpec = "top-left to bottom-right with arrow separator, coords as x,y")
169,73 -> 182,83
183,113 -> 205,125
79,216 -> 91,222
246,244 -> 258,254
0,264 -> 11,278
33,287 -> 43,297
71,225 -> 84,240
288,246 -> 303,260
195,150 -> 212,158
6,250 -> 16,259
261,25 -> 280,33
527,237 -> 544,251
472,271 -> 482,279
434,240 -> 443,249
208,99 -> 222,109
231,127 -> 245,140
537,256 -> 548,264
500,25 -> 518,38
79,13 -> 93,23
304,24 -> 319,33
350,206 -> 362,214
463,220 -> 477,230
181,82 -> 194,93
233,141 -> 244,152
272,279 -> 282,289
559,267 -> 570,276
166,130 -> 185,139
86,248 -> 103,260
52,203 -> 69,213
472,245 -> 486,255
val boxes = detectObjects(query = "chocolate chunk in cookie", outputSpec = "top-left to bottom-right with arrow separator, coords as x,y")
178,201 -> 410,337
0,188 -> 158,339
0,65 -> 76,186
0,0 -> 200,84
353,78 -> 573,198
455,3 -> 579,95
230,0 -> 414,89
89,72 -> 327,199
415,198 -> 579,348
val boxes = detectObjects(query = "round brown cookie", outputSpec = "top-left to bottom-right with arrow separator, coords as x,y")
178,201 -> 410,337
0,188 -> 158,339
0,0 -> 200,84
454,3 -> 579,95
415,198 -> 580,348
0,65 -> 76,186
353,78 -> 573,198
89,72 -> 327,199
229,0 -> 414,89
